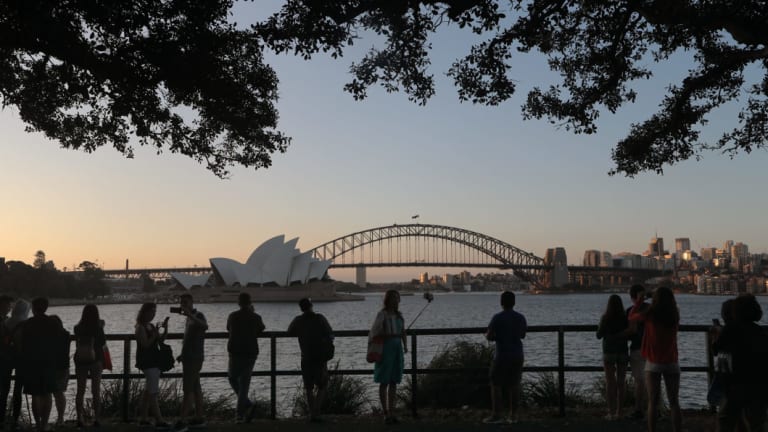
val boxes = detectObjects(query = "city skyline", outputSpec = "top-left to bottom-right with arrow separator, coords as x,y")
3,1 -> 768,283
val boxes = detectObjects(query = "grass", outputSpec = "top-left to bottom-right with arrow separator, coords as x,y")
99,379 -> 268,421
291,361 -> 372,417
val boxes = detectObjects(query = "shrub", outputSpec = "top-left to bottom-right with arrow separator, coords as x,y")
292,361 -> 371,416
522,372 -> 597,408
400,340 -> 494,409
99,379 -> 238,420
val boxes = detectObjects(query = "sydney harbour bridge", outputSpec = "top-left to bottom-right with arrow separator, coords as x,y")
102,224 -> 663,289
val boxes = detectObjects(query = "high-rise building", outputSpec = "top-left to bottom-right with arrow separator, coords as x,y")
731,242 -> 749,271
419,272 -> 429,284
675,238 -> 690,255
724,240 -> 734,252
545,247 -> 568,266
700,247 -> 716,262
647,237 -> 664,257
583,250 -> 601,267
600,251 -> 613,267
544,247 -> 568,288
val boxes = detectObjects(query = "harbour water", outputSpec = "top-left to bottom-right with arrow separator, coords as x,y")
44,292 -> 748,416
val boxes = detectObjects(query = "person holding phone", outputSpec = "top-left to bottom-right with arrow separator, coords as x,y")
135,303 -> 169,428
175,294 -> 208,431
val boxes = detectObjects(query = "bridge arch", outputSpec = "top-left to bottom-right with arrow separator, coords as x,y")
308,224 -> 546,283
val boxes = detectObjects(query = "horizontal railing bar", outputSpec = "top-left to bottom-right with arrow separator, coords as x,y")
97,324 -> 715,340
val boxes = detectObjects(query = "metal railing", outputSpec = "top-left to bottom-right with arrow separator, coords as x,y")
97,324 -> 713,421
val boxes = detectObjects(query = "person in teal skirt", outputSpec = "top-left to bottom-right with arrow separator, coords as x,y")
369,290 -> 407,424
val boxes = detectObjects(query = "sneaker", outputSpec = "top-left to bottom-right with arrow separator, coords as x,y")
482,416 -> 506,425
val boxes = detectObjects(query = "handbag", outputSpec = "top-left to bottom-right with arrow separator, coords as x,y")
158,342 -> 175,372
708,351 -> 733,405
102,344 -> 113,371
366,336 -> 384,363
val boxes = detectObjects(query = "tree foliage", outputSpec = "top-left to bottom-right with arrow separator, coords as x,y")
3,1 -> 767,176
259,0 -> 768,176
1,0 -> 288,178
0,258 -> 110,299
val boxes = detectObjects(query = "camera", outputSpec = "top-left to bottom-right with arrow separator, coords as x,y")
170,307 -> 183,314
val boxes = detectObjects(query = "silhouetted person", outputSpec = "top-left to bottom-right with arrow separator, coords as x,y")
73,304 -> 107,427
368,290 -> 406,425
50,314 -> 70,427
597,294 -> 629,420
176,294 -> 208,430
287,298 -> 333,423
630,287 -> 681,432
21,297 -> 63,432
484,291 -> 527,425
626,284 -> 649,420
0,295 -> 14,427
135,302 -> 169,428
226,293 -> 265,423
5,300 -> 29,429
711,294 -> 768,432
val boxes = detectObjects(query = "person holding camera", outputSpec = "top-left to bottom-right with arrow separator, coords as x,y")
174,294 -> 208,431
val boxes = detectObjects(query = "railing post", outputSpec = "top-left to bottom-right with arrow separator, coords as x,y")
410,332 -> 418,418
270,335 -> 277,420
122,338 -> 131,423
557,326 -> 565,417
706,329 -> 715,412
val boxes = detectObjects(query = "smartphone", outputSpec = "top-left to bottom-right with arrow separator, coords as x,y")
712,318 -> 721,326
170,306 -> 182,314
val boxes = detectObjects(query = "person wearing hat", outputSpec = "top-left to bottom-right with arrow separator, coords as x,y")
226,293 -> 265,423
287,298 -> 334,422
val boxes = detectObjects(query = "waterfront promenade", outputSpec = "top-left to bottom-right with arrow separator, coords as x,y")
85,411 -> 715,432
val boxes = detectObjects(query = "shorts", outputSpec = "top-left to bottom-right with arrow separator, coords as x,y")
23,367 -> 57,396
143,368 -> 161,395
54,368 -> 69,392
76,361 -> 103,379
182,359 -> 203,394
490,357 -> 524,387
300,359 -> 328,389
645,360 -> 680,374
603,352 -> 629,365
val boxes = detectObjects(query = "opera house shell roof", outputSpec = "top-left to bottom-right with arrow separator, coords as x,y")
170,235 -> 332,290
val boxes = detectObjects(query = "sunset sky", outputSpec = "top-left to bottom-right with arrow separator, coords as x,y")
2,2 -> 767,282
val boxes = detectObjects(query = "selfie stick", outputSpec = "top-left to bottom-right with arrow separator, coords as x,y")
407,292 -> 435,330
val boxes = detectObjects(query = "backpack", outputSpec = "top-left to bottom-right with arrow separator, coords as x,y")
56,327 -> 72,369
0,322 -> 12,363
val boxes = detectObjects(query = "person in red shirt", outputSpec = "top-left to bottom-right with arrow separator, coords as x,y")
630,287 -> 681,432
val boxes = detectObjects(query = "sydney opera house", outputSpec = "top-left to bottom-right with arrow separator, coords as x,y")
170,235 -> 332,290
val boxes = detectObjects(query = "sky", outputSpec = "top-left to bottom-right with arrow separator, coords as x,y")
2,2 -> 767,282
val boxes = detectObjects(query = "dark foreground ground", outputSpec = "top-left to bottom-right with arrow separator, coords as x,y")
70,409 -> 716,432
